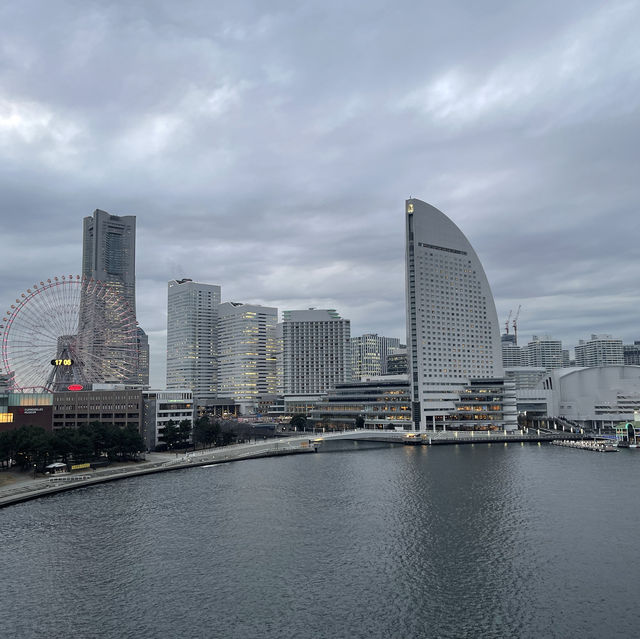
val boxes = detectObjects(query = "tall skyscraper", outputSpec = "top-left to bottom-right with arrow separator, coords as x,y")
82,210 -> 136,313
137,327 -> 150,385
217,302 -> 278,412
351,334 -> 401,379
405,199 -> 503,430
166,279 -> 221,401
282,309 -> 351,394
81,209 -> 142,384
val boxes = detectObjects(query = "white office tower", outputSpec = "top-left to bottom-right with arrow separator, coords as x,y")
282,309 -> 351,394
217,302 -> 278,413
523,336 -> 563,369
351,334 -> 401,379
166,279 -> 221,401
405,199 -> 504,430
501,333 -> 522,367
575,334 -> 624,367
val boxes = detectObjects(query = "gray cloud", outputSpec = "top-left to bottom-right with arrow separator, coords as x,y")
1,0 -> 639,385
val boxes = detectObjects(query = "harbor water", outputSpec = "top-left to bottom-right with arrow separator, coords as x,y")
1,441 -> 638,638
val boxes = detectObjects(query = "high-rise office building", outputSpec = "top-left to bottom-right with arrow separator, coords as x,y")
386,346 -> 408,375
575,334 -> 623,367
351,334 -> 401,379
137,327 -> 150,386
282,309 -> 351,394
405,199 -> 504,430
217,302 -> 278,412
81,209 -> 142,384
166,279 -> 221,401
523,335 -> 564,369
623,341 -> 640,366
501,333 -> 522,367
82,210 -> 136,312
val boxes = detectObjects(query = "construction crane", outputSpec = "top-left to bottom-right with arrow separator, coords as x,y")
512,305 -> 522,345
504,309 -> 512,335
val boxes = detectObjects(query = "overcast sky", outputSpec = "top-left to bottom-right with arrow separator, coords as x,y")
1,0 -> 640,387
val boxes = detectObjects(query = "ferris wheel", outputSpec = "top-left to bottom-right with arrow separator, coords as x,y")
1,275 -> 139,392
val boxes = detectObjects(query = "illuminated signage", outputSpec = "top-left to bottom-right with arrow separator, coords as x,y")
51,359 -> 74,366
67,384 -> 84,391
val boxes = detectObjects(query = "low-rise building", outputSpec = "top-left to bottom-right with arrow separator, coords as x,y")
52,389 -> 142,432
451,378 -> 517,431
1,392 -> 54,432
309,377 -> 412,430
538,365 -> 640,430
142,389 -> 194,450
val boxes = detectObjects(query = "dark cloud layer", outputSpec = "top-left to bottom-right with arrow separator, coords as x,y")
1,0 -> 639,385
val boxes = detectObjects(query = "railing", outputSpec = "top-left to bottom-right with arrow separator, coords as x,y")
48,474 -> 92,482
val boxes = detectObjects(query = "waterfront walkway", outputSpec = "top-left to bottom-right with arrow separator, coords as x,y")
0,427 -> 586,509
0,438 -> 316,509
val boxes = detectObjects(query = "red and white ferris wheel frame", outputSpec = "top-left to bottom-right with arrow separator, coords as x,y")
1,274 -> 138,392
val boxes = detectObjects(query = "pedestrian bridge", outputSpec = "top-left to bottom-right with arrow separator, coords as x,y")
293,427 -> 584,446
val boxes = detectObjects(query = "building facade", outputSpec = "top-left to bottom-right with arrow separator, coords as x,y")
217,302 -> 278,413
52,389 -> 143,432
1,392 -> 53,432
575,334 -> 624,367
523,335 -> 564,369
501,333 -> 522,367
452,378 -> 516,430
538,365 -> 640,430
386,347 -> 408,375
282,309 -> 351,395
142,389 -> 194,450
137,328 -> 150,386
351,334 -> 401,379
309,377 -> 412,430
623,342 -> 640,365
81,209 -> 144,383
166,279 -> 221,401
82,210 -> 137,311
405,199 -> 504,430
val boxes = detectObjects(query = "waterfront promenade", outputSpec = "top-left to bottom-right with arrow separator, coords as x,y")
0,437 -> 317,509
0,427 -> 584,509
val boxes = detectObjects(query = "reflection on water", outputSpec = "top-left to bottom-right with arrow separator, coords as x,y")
1,443 -> 638,638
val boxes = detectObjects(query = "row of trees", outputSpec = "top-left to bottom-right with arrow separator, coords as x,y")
156,417 -> 238,451
0,423 -> 145,471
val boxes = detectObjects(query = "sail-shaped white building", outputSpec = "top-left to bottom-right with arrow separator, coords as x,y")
405,199 -> 514,431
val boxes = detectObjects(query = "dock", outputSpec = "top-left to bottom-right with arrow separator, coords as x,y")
551,439 -> 618,452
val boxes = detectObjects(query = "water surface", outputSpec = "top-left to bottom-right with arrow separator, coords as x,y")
1,442 -> 638,638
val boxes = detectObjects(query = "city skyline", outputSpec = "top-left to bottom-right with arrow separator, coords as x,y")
2,1 -> 640,387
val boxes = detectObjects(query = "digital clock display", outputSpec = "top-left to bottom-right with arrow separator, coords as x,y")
51,358 -> 73,366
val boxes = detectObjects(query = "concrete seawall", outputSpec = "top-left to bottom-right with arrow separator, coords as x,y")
0,439 -> 316,509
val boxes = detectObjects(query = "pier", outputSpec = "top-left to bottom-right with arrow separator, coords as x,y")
551,439 -> 618,452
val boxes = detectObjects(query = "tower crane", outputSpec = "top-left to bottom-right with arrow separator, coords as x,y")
512,305 -> 522,345
504,309 -> 512,335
